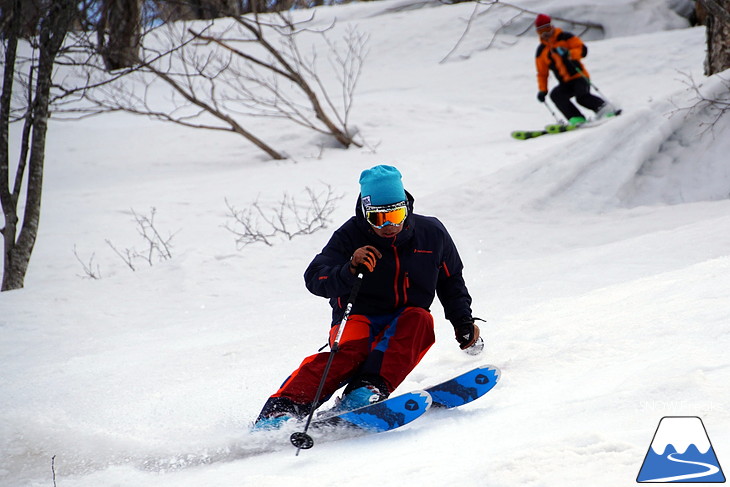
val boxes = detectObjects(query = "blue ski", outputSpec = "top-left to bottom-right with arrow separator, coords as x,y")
310,390 -> 432,433
311,365 -> 500,432
290,365 -> 501,450
426,364 -> 501,409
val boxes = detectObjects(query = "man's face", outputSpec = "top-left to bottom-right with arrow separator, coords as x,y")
537,24 -> 553,40
373,224 -> 404,239
364,201 -> 407,238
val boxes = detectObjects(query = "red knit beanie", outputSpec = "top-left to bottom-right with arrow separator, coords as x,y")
535,14 -> 552,28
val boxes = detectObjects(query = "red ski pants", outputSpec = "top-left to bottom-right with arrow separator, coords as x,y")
272,307 -> 435,405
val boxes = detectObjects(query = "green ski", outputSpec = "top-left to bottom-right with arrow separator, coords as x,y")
511,129 -> 548,140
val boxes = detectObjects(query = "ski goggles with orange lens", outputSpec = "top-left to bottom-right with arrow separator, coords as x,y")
364,202 -> 408,228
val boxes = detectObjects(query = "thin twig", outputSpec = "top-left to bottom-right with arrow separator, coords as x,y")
73,245 -> 102,279
224,185 -> 343,249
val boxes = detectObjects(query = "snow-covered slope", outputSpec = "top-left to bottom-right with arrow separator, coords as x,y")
2,1 -> 729,486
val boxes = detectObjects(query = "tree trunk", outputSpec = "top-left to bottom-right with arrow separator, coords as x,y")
1,0 -> 76,291
699,0 -> 730,75
1,0 -> 21,291
99,0 -> 142,70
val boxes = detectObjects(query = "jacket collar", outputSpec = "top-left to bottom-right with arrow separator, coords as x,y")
540,26 -> 563,46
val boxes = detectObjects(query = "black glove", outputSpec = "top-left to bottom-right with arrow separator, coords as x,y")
453,317 -> 485,355
537,91 -> 547,103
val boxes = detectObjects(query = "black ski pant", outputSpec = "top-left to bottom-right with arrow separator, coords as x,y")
550,78 -> 605,120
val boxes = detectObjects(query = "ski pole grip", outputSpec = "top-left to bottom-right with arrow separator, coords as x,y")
356,264 -> 370,274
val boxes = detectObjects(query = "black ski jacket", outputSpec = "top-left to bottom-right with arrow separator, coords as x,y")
304,192 -> 473,328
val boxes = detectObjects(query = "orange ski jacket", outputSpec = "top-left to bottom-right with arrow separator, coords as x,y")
535,27 -> 589,92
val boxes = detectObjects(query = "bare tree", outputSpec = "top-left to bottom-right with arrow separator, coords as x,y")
2,0 -> 367,290
195,14 -> 366,148
82,12 -> 367,158
1,0 -> 78,291
1,0 -> 151,291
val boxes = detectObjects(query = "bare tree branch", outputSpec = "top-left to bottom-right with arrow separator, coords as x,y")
672,71 -> 730,136
73,245 -> 102,279
441,0 -> 602,63
79,11 -> 366,160
105,207 -> 178,271
224,185 -> 343,249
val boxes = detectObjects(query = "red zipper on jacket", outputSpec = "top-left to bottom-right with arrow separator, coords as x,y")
392,240 -> 401,307
402,271 -> 409,304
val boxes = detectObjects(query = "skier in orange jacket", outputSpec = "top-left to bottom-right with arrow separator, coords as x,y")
534,13 -> 616,126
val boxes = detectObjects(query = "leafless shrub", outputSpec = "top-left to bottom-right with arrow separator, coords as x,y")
106,208 -> 178,271
674,72 -> 730,135
73,245 -> 102,279
224,185 -> 342,248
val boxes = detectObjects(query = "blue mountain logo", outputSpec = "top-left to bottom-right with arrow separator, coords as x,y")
637,416 -> 726,483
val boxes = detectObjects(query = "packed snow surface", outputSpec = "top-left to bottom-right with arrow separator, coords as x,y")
2,0 -> 729,486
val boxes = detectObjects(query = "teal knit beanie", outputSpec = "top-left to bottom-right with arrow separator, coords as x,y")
359,165 -> 406,207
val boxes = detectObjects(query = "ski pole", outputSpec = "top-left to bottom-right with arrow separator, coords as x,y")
575,66 -> 609,101
557,48 -> 610,101
542,97 -> 562,123
290,268 -> 367,455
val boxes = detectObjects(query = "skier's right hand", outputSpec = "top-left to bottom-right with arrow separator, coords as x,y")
454,319 -> 481,350
350,245 -> 382,274
537,91 -> 548,103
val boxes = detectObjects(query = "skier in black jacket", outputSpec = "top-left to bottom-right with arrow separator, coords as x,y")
253,165 -> 483,430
